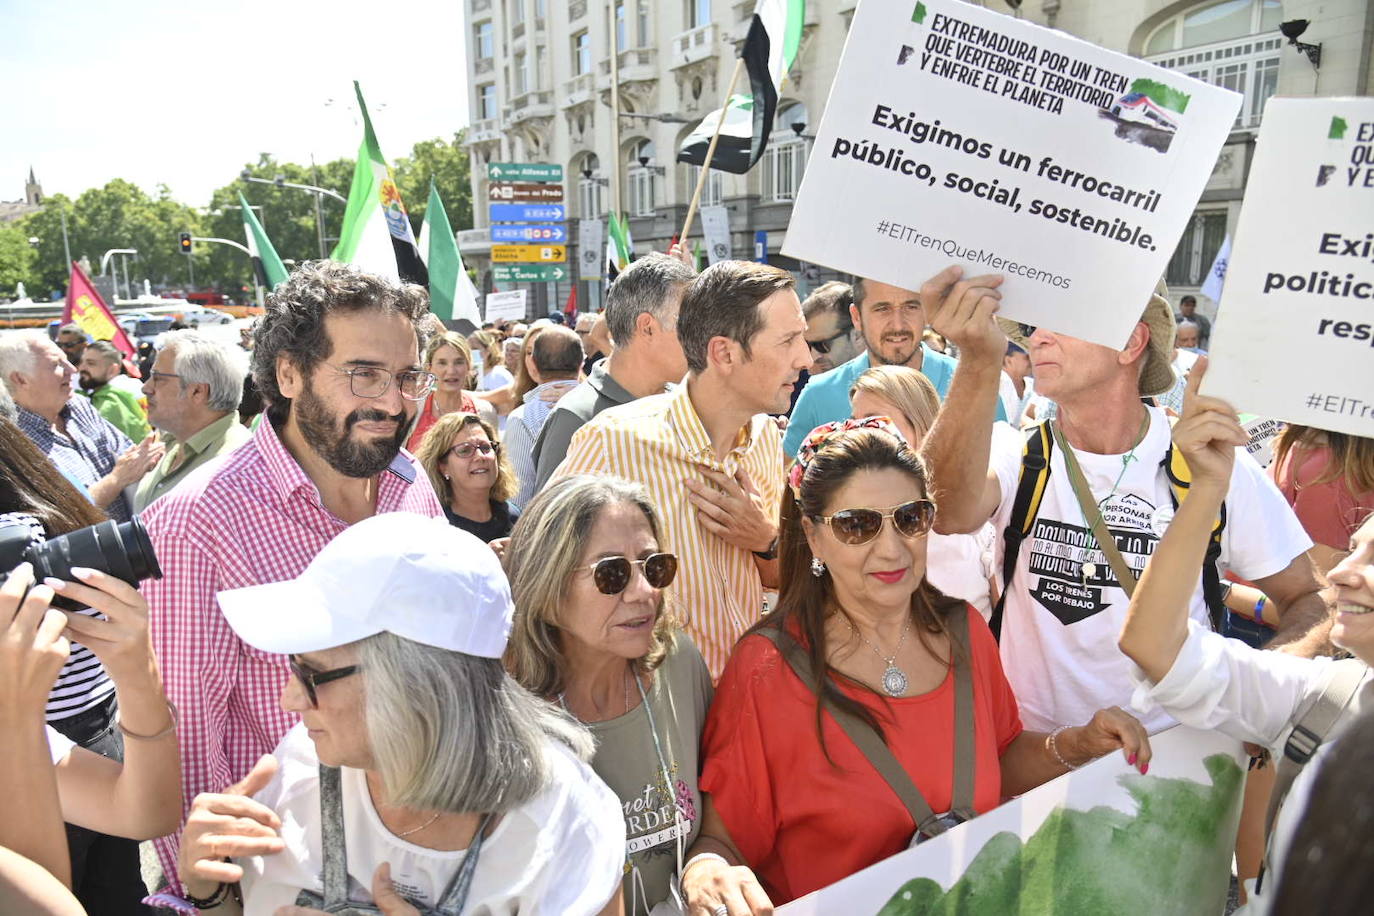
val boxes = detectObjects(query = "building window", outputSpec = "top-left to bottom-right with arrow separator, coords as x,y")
578,154 -> 604,218
534,0 -> 545,17
637,0 -> 650,46
514,52 -> 528,95
627,139 -> 657,217
760,101 -> 809,203
683,165 -> 724,207
535,46 -> 546,91
474,21 -> 494,59
615,2 -> 627,50
1144,1 -> 1282,128
573,31 -> 592,74
508,0 -> 524,24
478,83 -> 498,120
686,0 -> 710,29
1166,210 -> 1228,286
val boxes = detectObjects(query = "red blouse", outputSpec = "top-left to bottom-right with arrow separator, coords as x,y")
406,390 -> 479,454
1271,445 -> 1374,549
699,606 -> 1022,904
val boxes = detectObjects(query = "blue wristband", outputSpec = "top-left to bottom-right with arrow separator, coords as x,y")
1254,595 -> 1267,625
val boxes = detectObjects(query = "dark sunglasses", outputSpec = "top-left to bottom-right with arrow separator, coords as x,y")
449,439 -> 499,459
1017,322 -> 1036,338
583,553 -> 678,595
289,655 -> 360,708
807,328 -> 849,355
814,499 -> 937,546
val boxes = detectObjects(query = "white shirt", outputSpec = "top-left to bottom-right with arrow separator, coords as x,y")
240,723 -> 625,915
927,527 -> 997,621
998,372 -> 1035,427
1130,622 -> 1373,915
479,367 -> 514,392
989,406 -> 1312,733
46,725 -> 75,764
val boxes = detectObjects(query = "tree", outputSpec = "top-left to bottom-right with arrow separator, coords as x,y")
393,131 -> 472,234
0,224 -> 37,296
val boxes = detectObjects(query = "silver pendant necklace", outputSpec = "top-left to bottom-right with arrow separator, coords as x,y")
847,615 -> 913,696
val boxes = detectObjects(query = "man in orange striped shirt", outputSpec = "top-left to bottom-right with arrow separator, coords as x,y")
554,260 -> 813,677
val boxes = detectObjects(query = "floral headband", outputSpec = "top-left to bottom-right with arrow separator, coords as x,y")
786,416 -> 910,499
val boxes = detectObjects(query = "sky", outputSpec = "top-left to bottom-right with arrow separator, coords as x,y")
0,0 -> 471,208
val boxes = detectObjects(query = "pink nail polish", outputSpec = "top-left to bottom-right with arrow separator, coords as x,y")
1141,763 -> 1149,775
1128,753 -> 1137,765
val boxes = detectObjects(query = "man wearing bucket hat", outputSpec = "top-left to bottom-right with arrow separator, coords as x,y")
168,513 -> 625,916
916,266 -> 1333,736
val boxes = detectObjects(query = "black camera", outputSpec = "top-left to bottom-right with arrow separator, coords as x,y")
0,517 -> 162,611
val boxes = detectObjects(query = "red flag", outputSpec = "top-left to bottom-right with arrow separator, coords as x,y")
563,286 -> 578,320
64,262 -> 136,358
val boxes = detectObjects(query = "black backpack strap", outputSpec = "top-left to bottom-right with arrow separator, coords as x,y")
991,423 -> 1054,641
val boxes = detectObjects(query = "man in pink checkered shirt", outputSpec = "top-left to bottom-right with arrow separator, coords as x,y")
142,262 -> 443,891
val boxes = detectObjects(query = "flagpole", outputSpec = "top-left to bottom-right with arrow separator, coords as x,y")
608,0 -> 624,224
679,57 -> 745,247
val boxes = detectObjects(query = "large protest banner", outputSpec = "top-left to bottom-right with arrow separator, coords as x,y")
1203,98 -> 1374,438
781,0 -> 1240,349
777,725 -> 1246,916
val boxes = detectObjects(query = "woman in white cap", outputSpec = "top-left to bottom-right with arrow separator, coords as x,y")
170,512 -> 626,915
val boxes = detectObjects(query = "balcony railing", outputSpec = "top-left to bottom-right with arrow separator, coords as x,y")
469,118 -> 502,143
475,57 -> 494,75
509,90 -> 554,122
598,48 -> 657,81
562,72 -> 595,107
471,0 -> 491,11
672,23 -> 718,69
569,0 -> 586,20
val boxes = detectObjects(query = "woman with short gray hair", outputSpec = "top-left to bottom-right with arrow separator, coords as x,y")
506,475 -> 713,915
171,513 -> 625,915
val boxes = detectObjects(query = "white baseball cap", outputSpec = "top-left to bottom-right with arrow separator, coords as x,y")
218,513 -> 512,659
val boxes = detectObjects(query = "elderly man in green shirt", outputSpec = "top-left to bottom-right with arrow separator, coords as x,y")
78,340 -> 150,441
134,330 -> 252,512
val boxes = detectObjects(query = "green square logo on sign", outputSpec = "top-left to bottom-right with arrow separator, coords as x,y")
487,162 -> 564,183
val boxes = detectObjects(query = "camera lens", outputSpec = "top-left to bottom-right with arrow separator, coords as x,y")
28,518 -> 163,587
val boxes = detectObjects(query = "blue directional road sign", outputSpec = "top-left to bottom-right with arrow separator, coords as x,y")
489,203 -> 566,223
490,223 -> 568,243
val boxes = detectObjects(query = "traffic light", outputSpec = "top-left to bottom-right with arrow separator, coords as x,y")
178,232 -> 192,254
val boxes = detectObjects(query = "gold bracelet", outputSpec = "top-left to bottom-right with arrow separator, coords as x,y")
117,701 -> 179,741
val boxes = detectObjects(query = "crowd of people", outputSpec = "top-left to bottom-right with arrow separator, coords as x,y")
0,246 -> 1369,916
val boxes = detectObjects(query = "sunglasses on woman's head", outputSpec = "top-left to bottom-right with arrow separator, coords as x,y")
814,499 -> 937,545
288,655 -> 360,708
582,553 -> 678,595
449,439 -> 498,459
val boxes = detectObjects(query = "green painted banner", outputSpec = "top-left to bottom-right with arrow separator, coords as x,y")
487,162 -> 563,183
492,263 -> 568,282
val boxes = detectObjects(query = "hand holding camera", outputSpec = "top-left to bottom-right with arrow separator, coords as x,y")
45,568 -> 157,686
0,563 -> 71,723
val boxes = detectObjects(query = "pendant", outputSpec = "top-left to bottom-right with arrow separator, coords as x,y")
1081,561 -> 1097,582
882,665 -> 909,697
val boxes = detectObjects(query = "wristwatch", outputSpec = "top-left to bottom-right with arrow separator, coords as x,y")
752,536 -> 779,561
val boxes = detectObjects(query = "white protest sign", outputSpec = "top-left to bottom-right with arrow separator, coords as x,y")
701,205 -> 732,265
782,0 -> 1240,349
1204,98 -> 1374,438
778,725 -> 1245,915
578,219 -> 605,281
484,289 -> 528,322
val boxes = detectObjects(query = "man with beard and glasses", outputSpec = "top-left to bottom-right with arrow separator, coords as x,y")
783,278 -> 1007,456
140,262 -> 444,895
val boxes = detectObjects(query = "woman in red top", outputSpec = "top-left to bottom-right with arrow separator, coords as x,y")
406,332 -> 480,453
1270,425 -> 1374,575
682,419 -> 1151,912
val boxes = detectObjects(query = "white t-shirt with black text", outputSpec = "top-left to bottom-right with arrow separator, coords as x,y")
240,723 -> 625,915
990,406 -> 1312,733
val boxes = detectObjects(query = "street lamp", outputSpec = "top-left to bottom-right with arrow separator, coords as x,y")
239,170 -> 346,259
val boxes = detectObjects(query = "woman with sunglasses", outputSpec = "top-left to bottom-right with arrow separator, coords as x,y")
171,513 -> 625,915
415,411 -> 521,542
505,476 -> 713,916
685,420 -> 1150,912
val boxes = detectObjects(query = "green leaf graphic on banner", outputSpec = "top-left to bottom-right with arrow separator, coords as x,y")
1329,116 -> 1348,139
877,754 -> 1243,915
912,2 -> 927,25
1128,78 -> 1192,115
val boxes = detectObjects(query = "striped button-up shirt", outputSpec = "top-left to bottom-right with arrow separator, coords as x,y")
554,383 -> 784,678
16,399 -> 133,521
143,417 -> 442,889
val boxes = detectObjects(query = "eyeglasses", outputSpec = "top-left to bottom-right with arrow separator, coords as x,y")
324,363 -> 436,400
289,655 -> 360,708
448,439 -> 499,459
582,553 -> 678,595
147,370 -> 182,384
807,328 -> 849,355
814,499 -> 937,545
1017,323 -> 1036,338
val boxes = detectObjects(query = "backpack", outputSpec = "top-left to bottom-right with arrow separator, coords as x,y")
990,420 -> 1228,641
